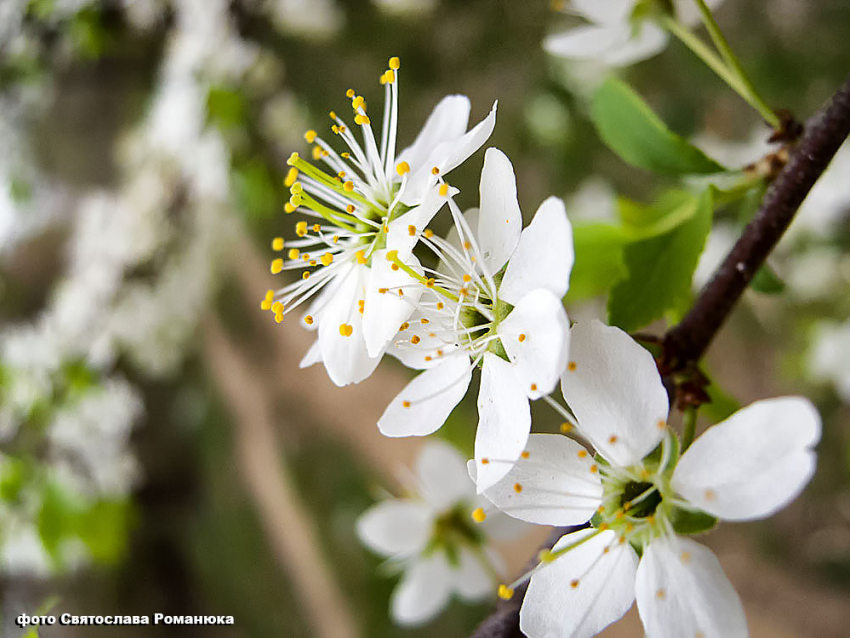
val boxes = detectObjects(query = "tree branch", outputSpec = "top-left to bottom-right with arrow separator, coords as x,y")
662,74 -> 850,371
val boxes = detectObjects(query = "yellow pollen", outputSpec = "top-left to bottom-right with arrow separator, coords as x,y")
290,193 -> 303,207
274,312 -> 283,324
560,422 -> 573,433
288,248 -> 300,260
397,289 -> 404,297
439,183 -> 449,196
354,114 -> 371,126
304,315 -> 314,325
284,203 -> 296,214
385,249 -> 399,262
378,287 -> 388,294
518,333 -> 526,342
352,95 -> 365,110
625,522 -> 634,532
497,585 -> 514,601
411,335 -> 421,345
640,468 -> 651,480
345,88 -> 355,98
337,171 -> 346,179
590,464 -> 598,474
567,361 -> 577,371
656,589 -> 666,600
463,274 -> 471,282
481,458 -> 490,465
358,300 -> 365,314
704,489 -> 717,501
424,229 -> 434,238
346,204 -> 356,214
463,241 -> 472,250
530,383 -> 538,392
321,253 -> 334,267
272,237 -> 285,251
296,221 -> 308,237
391,264 -> 399,271
289,182 -> 303,195
396,161 -> 410,176
389,56 -> 400,70
286,152 -> 299,165
302,271 -> 310,280
680,552 -> 691,564
570,580 -> 579,589
385,70 -> 395,84
339,323 -> 353,337
431,166 -> 440,175
271,259 -> 284,274
355,250 -> 367,265
312,223 -> 320,233
424,356 -> 432,361
408,224 -> 416,236
513,483 -> 523,494
420,318 -> 430,325
623,501 -> 631,511
472,508 -> 487,523
329,110 -> 336,119
400,322 -> 409,331
436,302 -> 444,310
271,301 -> 282,313
521,451 -> 530,459
608,435 -> 618,444
459,287 -> 468,296
383,223 -> 389,233
597,505 -> 605,514
284,167 -> 299,187
428,333 -> 436,338
598,523 -> 609,532
343,181 -> 355,192
304,129 -> 317,143
332,235 -> 339,243
602,546 -> 610,554
341,152 -> 350,159
402,400 -> 411,408
260,298 -> 272,310
577,450 -> 588,459
657,419 -> 667,430
647,515 -> 656,524
312,146 -> 322,160
436,349 -> 444,357
618,536 -> 626,545
425,278 -> 435,288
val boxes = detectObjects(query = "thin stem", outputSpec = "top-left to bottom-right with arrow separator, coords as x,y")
681,406 -> 698,451
662,16 -> 781,128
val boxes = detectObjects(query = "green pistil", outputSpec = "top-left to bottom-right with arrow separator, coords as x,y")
296,192 -> 359,231
620,481 -> 662,519
387,251 -> 460,303
426,504 -> 486,566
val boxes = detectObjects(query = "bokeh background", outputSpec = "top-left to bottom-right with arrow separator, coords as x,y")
2,0 -> 850,636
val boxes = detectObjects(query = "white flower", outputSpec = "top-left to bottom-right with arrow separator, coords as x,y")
544,0 -> 724,67
808,320 -> 850,402
474,320 -> 821,638
377,148 -> 573,492
356,440 -> 523,626
265,57 -> 497,386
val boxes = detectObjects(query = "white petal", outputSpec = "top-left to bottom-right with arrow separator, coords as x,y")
476,503 -> 530,541
378,355 -> 472,437
573,0 -> 634,24
601,22 -> 669,67
362,250 -> 424,357
391,552 -> 454,626
403,101 -> 498,205
543,24 -> 630,60
386,308 -> 459,370
474,353 -> 531,492
356,500 -> 433,558
675,0 -> 724,27
436,207 -> 479,278
635,536 -> 747,638
415,439 -> 475,512
560,321 -> 668,467
454,547 -> 494,601
477,434 -> 602,526
499,289 -> 570,399
299,340 -> 322,368
477,147 -> 522,274
499,197 -> 574,305
386,184 -> 458,257
672,397 -> 821,521
317,264 -> 381,386
396,95 -> 471,174
520,529 -> 638,638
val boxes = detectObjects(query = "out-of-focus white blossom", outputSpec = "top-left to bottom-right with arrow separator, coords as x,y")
264,0 -> 344,39
808,321 -> 850,402
372,0 -> 437,16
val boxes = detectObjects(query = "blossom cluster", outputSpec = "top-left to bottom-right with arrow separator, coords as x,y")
265,56 -> 823,637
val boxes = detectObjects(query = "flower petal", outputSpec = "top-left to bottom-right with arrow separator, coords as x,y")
520,529 -> 638,638
317,263 -> 381,386
560,321 -> 668,467
362,249 -> 424,357
386,183 -> 458,258
356,500 -> 433,559
672,397 -> 821,521
499,196 -> 574,305
415,439 -> 475,512
454,547 -> 494,601
396,95 -> 471,174
573,0 -> 634,24
675,0 -> 725,27
391,552 -> 454,626
386,308 -> 459,370
299,340 -> 322,368
543,24 -> 630,60
499,289 -> 570,399
476,433 -> 602,526
378,354 -> 472,437
601,22 -> 669,67
477,147 -> 523,274
635,536 -> 747,638
474,353 -> 531,492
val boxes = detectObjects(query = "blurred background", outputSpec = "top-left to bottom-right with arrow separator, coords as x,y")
1,0 -> 850,636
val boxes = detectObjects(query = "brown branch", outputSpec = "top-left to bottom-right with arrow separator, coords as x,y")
662,73 -> 850,373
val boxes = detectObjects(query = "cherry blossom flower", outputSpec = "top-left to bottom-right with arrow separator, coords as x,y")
356,440 -> 523,626
808,320 -> 850,402
377,148 -> 573,492
264,57 -> 497,386
474,320 -> 821,638
544,0 -> 724,67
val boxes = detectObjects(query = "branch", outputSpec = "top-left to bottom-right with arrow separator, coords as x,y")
663,73 -> 850,371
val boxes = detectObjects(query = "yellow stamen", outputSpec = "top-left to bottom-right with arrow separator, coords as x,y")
271,259 -> 284,274
284,167 -> 299,187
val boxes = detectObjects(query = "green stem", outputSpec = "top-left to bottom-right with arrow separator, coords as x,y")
681,405 -> 698,452
662,16 -> 780,128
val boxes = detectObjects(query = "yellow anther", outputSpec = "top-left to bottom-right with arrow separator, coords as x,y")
530,383 -> 538,392
391,264 -> 399,271
384,69 -> 395,83
497,585 -> 514,601
517,333 -> 527,342
521,451 -> 530,459
472,508 -> 486,523
284,167 -> 299,187
302,271 -> 310,280
354,114 -> 371,126
608,435 -> 618,444
341,152 -> 350,159
301,253 -> 311,261
329,111 -> 337,120
396,161 -> 411,176
560,422 -> 572,433
295,221 -> 308,237
420,318 -> 429,325
411,335 -> 421,344
357,300 -> 365,314
704,489 -> 716,501
481,458 -> 490,465
439,183 -> 449,196
570,579 -> 580,589
321,253 -> 334,267
598,522 -> 609,531
657,419 -> 667,430
312,146 -> 323,160
389,56 -> 400,70
290,193 -> 303,208
425,278 -> 435,288
424,355 -> 432,361
459,287 -> 468,297
339,323 -> 353,337
274,312 -> 283,324
656,589 -> 666,600
567,361 -> 577,371
436,302 -> 444,310
287,152 -> 299,165
260,298 -> 273,310
271,301 -> 283,313
284,203 -> 296,214
462,274 -> 471,283
380,73 -> 388,85
463,241 -> 472,250
343,181 -> 355,192
590,464 -> 598,474
577,450 -> 588,459
680,551 -> 691,564
272,237 -> 285,251
352,95 -> 365,110
304,130 -> 317,143
355,250 -> 367,265
647,515 -> 656,525
312,224 -> 320,233
436,349 -> 444,357
378,287 -> 388,294
271,259 -> 284,274
304,315 -> 314,325
385,250 -> 399,262
290,181 -> 303,194
346,88 -> 355,98
431,166 -> 440,175
513,483 -> 523,494
424,229 -> 434,238
402,400 -> 411,408
345,204 -> 356,214
332,125 -> 340,134
399,322 -> 410,331
288,248 -> 300,260
332,235 -> 339,243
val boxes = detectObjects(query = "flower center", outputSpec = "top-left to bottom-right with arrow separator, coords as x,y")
619,480 -> 662,519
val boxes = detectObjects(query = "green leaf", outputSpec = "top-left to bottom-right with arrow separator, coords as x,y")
669,507 -> 718,535
750,264 -> 786,295
565,223 -> 628,302
618,190 -> 703,240
608,189 -> 714,331
207,86 -> 248,130
232,158 -> 278,220
591,78 -> 726,176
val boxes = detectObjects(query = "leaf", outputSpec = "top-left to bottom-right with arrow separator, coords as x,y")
608,189 -> 714,331
750,264 -> 786,295
618,190 -> 703,240
591,78 -> 726,176
565,223 -> 628,302
669,507 -> 717,535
